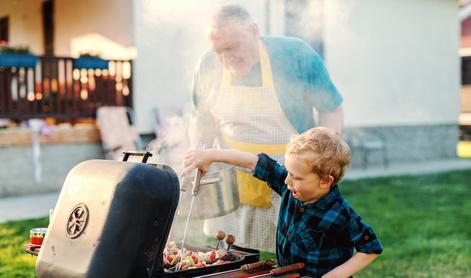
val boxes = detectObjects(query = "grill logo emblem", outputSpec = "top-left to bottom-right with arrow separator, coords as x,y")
66,203 -> 89,239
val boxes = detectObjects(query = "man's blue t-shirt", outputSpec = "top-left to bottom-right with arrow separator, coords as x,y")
192,36 -> 343,133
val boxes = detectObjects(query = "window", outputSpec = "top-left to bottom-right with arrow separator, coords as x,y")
42,0 -> 54,55
462,56 -> 471,85
0,16 -> 9,42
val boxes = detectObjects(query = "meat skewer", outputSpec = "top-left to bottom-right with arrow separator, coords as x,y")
240,259 -> 277,271
225,234 -> 235,251
215,231 -> 226,250
249,263 -> 305,278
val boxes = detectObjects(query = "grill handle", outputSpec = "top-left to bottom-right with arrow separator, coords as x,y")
122,151 -> 153,163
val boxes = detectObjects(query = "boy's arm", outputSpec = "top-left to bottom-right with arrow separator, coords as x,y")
321,252 -> 378,278
252,153 -> 288,195
183,150 -> 287,195
322,210 -> 383,278
182,149 -> 258,176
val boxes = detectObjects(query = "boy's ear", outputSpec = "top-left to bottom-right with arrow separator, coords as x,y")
320,175 -> 334,188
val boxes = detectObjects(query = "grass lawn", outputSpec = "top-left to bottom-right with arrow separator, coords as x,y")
1,169 -> 470,277
0,217 -> 47,278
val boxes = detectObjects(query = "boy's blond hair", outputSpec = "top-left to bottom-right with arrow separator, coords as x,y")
286,127 -> 351,184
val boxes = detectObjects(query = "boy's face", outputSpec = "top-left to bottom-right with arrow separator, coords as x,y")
284,154 -> 332,203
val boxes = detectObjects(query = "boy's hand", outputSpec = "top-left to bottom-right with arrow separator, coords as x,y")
181,149 -> 213,177
321,269 -> 342,278
321,252 -> 379,278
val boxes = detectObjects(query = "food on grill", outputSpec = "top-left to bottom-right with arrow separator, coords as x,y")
163,241 -> 241,272
220,251 -> 239,261
226,234 -> 235,245
225,234 -> 235,250
216,231 -> 226,240
215,230 -> 226,249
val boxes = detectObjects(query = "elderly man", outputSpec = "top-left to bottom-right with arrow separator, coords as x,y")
189,4 -> 343,252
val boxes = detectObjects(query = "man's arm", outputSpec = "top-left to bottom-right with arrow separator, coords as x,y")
319,105 -> 343,133
321,252 -> 378,278
188,54 -> 220,148
295,40 -> 343,132
188,115 -> 219,148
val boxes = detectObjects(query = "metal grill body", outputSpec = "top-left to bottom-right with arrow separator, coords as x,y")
36,159 -> 180,278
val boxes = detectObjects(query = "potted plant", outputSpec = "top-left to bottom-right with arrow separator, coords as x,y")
74,52 -> 109,70
0,41 -> 38,68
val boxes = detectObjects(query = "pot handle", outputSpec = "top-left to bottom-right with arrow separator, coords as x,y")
198,177 -> 222,185
191,140 -> 206,196
122,151 -> 153,163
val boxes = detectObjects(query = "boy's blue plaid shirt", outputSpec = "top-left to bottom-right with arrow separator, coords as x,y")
253,154 -> 383,277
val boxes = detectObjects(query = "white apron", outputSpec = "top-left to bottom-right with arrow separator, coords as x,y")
204,41 -> 298,252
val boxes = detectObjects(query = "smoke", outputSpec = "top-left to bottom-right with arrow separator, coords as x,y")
285,0 -> 324,43
138,0 -> 275,167
138,0 -> 354,168
138,0 -> 311,169
146,109 -> 192,175
136,0 -> 276,98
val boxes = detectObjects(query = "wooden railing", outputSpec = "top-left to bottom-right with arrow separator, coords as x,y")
0,56 -> 133,120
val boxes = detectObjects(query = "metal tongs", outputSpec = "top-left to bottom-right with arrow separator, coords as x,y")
188,140 -> 205,197
177,142 -> 205,271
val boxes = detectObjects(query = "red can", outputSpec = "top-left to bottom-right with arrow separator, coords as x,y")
30,228 -> 47,246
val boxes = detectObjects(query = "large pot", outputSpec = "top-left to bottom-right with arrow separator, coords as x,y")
177,163 -> 239,219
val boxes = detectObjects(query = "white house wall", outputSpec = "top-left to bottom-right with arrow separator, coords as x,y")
0,0 -> 43,54
1,0 -> 460,133
132,0 -> 275,133
324,0 -> 460,127
54,0 -> 134,59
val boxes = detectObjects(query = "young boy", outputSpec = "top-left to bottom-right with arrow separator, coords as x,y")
182,127 -> 383,277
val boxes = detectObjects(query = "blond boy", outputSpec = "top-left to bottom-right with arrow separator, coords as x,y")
183,127 -> 382,277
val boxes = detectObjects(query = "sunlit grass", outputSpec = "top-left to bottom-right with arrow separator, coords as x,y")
1,169 -> 470,277
0,217 -> 48,278
343,170 -> 471,278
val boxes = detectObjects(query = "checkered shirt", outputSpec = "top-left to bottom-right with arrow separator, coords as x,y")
253,154 -> 383,277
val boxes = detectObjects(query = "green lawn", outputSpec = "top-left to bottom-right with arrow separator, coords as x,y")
1,169 -> 470,278
0,217 -> 47,278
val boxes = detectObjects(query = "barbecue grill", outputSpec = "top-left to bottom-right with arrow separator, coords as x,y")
35,151 -> 259,278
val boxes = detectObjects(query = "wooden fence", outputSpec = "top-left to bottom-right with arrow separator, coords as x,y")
0,56 -> 133,120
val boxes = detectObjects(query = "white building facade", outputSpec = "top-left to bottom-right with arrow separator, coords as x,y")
0,0 -> 461,166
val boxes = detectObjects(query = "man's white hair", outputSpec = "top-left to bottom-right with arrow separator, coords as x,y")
212,4 -> 254,27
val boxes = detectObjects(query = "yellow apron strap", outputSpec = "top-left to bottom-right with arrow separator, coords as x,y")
258,40 -> 274,88
222,66 -> 231,88
222,40 -> 274,88
222,135 -> 286,154
223,135 -> 286,209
